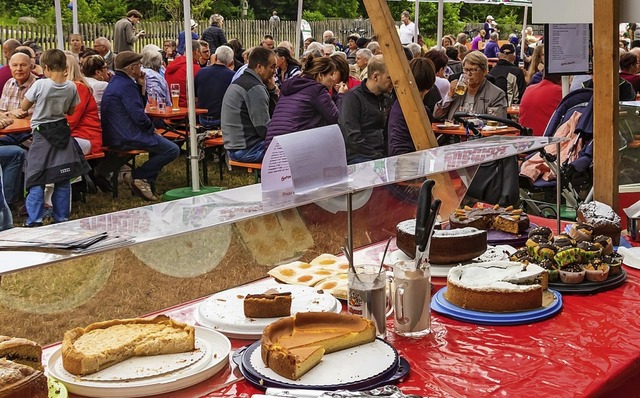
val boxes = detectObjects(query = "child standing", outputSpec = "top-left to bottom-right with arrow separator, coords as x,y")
21,49 -> 90,227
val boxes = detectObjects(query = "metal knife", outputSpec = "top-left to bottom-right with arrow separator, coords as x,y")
415,179 -> 435,270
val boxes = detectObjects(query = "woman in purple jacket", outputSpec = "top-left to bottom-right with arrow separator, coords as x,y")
265,57 -> 348,150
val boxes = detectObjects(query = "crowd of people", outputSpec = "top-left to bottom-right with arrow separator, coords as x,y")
0,9 -> 639,231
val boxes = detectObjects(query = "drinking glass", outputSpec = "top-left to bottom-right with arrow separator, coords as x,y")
157,99 -> 166,114
348,265 -> 392,338
170,84 -> 180,111
147,90 -> 157,111
454,74 -> 468,96
393,261 -> 431,337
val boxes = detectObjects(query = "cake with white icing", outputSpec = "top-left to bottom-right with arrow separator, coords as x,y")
445,261 -> 548,312
396,219 -> 487,264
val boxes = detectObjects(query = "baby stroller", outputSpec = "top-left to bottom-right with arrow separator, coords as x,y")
518,88 -> 595,219
451,111 -> 533,207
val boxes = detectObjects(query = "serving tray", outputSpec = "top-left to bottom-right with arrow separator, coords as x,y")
234,338 -> 408,391
431,288 -> 563,325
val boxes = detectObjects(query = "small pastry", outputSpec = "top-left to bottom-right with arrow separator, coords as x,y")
583,260 -> 610,282
510,247 -> 533,263
534,243 -> 558,262
539,259 -> 560,282
604,253 -> 623,276
528,226 -> 553,242
576,242 -> 603,261
554,247 -> 585,267
568,223 -> 594,242
553,234 -> 576,249
559,264 -> 586,284
592,235 -> 614,256
526,234 -> 548,257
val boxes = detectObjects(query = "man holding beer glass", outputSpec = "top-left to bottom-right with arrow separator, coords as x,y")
433,51 -> 507,122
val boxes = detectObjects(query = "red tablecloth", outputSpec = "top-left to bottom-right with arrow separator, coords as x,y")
47,215 -> 640,397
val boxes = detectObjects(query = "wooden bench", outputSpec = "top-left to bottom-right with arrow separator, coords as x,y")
228,159 -> 262,183
201,136 -> 225,184
84,151 -> 105,161
101,147 -> 148,198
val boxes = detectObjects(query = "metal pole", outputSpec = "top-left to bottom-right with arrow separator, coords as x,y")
54,0 -> 64,49
556,142 -> 562,234
183,0 -> 200,192
437,0 -> 444,50
414,0 -> 419,44
295,0 -> 303,58
72,0 -> 79,34
520,5 -> 528,61
347,192 -> 353,265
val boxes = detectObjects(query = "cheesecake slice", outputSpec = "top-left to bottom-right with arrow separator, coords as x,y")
62,315 -> 195,375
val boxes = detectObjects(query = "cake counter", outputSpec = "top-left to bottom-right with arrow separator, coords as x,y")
41,220 -> 640,398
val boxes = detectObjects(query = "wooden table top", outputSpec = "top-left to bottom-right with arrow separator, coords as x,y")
0,117 -> 31,135
431,122 -> 520,136
145,106 -> 208,119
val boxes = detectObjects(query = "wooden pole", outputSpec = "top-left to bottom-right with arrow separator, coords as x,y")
363,0 -> 461,217
592,0 -> 619,210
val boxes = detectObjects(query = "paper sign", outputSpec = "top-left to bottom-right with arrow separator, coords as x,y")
261,125 -> 348,195
545,24 -> 591,75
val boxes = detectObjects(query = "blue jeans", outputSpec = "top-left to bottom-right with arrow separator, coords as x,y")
228,141 -> 266,163
0,145 -> 25,204
26,182 -> 71,225
0,164 -> 13,231
199,115 -> 220,129
97,135 -> 180,182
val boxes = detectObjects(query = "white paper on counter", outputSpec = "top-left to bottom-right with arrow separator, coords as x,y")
261,125 -> 347,195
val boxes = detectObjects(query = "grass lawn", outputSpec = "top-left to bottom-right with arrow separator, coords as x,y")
11,151 -> 256,225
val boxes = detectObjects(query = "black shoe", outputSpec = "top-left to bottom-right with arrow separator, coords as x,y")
23,222 -> 43,228
94,174 -> 113,193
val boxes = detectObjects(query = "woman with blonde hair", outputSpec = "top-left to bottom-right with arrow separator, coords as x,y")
265,57 -> 347,149
65,54 -> 102,155
527,45 -> 545,85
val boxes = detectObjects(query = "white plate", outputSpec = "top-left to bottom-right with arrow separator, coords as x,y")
47,326 -> 230,398
80,338 -> 207,381
194,284 -> 342,339
249,339 -> 397,386
381,245 -> 514,277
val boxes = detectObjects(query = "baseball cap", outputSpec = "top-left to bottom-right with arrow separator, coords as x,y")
190,19 -> 198,28
486,15 -> 494,21
500,43 -> 516,55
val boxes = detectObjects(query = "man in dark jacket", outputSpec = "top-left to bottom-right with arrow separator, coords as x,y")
195,46 -> 235,128
201,14 -> 227,53
339,55 -> 394,164
221,47 -> 278,163
488,43 -> 527,106
96,51 -> 180,201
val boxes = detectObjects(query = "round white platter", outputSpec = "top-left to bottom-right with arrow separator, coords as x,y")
47,326 -> 230,398
194,284 -> 342,339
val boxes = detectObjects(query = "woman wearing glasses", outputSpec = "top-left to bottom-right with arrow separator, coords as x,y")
433,51 -> 506,121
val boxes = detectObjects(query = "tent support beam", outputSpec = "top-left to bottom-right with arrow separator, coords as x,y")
592,0 -> 619,209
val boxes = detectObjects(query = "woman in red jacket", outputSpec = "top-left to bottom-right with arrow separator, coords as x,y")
65,55 -> 102,155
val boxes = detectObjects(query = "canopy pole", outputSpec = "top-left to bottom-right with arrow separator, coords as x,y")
436,0 -> 444,50
183,0 -> 200,192
295,0 -> 303,58
520,5 -> 528,61
414,0 -> 419,43
54,0 -> 64,49
72,0 -> 79,34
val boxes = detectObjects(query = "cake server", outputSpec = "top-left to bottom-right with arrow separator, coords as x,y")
415,179 -> 435,270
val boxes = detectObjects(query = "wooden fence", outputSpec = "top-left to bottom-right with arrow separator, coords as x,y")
0,18 -> 373,64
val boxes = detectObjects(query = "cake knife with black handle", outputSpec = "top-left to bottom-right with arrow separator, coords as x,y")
415,179 -> 435,270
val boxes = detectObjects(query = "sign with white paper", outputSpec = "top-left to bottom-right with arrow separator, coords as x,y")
261,125 -> 348,195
